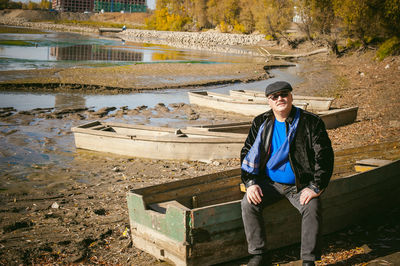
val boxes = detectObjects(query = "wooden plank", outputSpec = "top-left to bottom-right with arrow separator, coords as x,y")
354,158 -> 393,172
144,174 -> 241,206
130,222 -> 188,266
334,141 -> 400,157
356,158 -> 392,166
75,120 -> 101,129
193,187 -> 242,208
134,168 -> 241,197
191,200 -> 242,228
188,232 -> 248,265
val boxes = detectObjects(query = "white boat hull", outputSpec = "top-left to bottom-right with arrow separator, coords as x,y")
72,121 -> 246,161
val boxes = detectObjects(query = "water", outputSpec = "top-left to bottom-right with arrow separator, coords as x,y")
0,68 -> 303,111
0,26 -> 304,111
0,26 -> 259,71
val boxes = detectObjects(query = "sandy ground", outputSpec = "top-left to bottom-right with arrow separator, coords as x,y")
0,30 -> 400,265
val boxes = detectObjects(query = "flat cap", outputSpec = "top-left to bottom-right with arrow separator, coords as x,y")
265,81 -> 293,96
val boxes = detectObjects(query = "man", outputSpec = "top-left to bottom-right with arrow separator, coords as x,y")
240,81 -> 334,266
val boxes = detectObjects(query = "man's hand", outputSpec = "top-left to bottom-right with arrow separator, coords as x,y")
246,185 -> 263,205
300,187 -> 322,205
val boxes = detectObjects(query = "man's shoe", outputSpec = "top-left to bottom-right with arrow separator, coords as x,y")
302,260 -> 315,266
247,254 -> 271,266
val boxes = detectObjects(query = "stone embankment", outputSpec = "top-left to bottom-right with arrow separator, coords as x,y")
119,29 -> 267,55
0,18 -> 98,34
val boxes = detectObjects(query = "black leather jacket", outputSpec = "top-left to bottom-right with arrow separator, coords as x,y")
240,106 -> 334,192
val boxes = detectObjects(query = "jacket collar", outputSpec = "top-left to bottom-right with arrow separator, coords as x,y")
286,105 -> 298,124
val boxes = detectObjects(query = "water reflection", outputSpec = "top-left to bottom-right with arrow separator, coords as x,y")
0,27 -> 262,71
50,45 -> 143,62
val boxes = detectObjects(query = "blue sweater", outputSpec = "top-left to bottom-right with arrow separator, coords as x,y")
266,120 -> 295,184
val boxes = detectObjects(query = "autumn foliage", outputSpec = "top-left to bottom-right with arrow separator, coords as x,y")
146,0 -> 400,56
146,0 -> 294,35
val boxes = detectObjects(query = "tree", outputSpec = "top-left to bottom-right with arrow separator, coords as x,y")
0,0 -> 10,9
239,0 -> 255,33
40,0 -> 51,9
258,0 -> 294,39
381,0 -> 400,37
190,0 -> 209,29
332,0 -> 380,46
206,0 -> 219,26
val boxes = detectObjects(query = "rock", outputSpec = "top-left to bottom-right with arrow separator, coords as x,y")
51,202 -> 59,209
189,113 -> 200,120
135,105 -> 148,111
94,208 -> 107,215
112,167 -> 121,172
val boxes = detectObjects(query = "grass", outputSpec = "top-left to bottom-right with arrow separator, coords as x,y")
0,40 -> 34,46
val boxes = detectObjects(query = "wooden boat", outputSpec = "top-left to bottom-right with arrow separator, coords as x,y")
188,91 -> 308,116
229,89 -> 334,111
71,121 -> 246,161
185,106 -> 358,133
126,141 -> 400,266
317,106 -> 358,129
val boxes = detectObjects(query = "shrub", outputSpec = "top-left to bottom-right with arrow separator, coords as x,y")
376,36 -> 400,60
219,21 -> 229,33
233,21 -> 246,34
265,35 -> 275,41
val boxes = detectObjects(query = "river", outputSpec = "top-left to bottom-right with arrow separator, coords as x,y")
0,26 -> 304,111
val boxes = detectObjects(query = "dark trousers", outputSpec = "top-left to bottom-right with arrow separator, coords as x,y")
241,180 -> 322,261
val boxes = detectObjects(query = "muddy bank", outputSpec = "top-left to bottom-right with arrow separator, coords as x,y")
0,62 -> 287,91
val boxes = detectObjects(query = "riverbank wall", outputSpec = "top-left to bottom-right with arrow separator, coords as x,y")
118,29 -> 267,55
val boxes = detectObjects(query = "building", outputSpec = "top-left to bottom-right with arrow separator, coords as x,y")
94,0 -> 146,12
52,0 -> 146,13
52,0 -> 94,12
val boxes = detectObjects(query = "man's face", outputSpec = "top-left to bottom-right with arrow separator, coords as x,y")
267,90 -> 293,113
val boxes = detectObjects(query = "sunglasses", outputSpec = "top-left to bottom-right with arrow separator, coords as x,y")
268,91 -> 290,101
